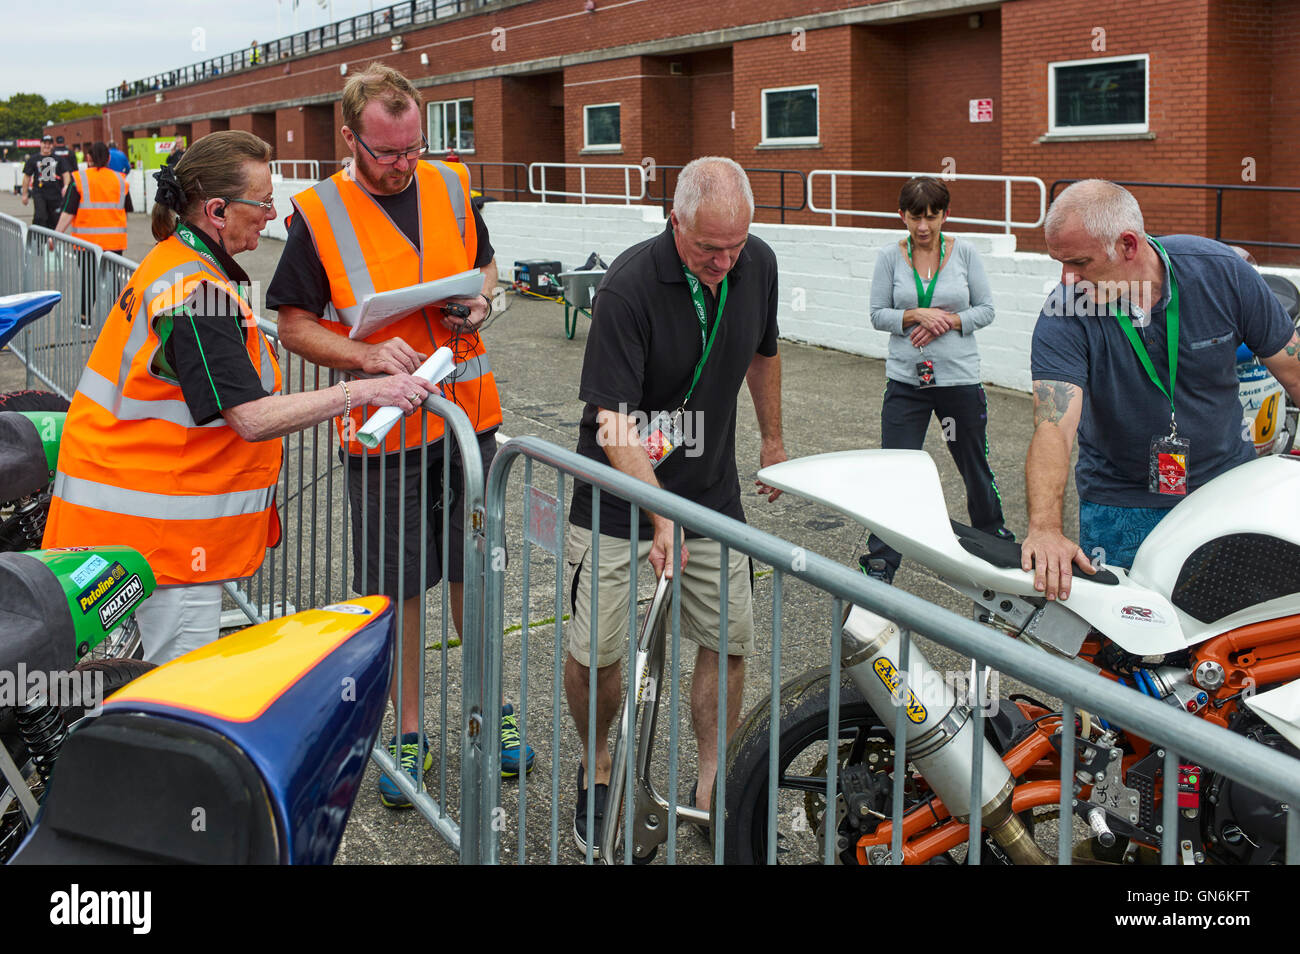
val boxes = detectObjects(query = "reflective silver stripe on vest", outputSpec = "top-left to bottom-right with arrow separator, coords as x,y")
116,261 -> 211,392
52,472 -> 276,521
445,352 -> 492,384
75,170 -> 124,210
428,161 -> 467,242
309,178 -> 369,328
257,330 -> 277,393
68,225 -> 123,234
75,366 -> 226,429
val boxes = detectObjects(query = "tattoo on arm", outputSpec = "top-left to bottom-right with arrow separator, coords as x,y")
1285,332 -> 1300,361
1033,380 -> 1080,427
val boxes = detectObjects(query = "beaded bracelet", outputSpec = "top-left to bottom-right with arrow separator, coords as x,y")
338,380 -> 352,419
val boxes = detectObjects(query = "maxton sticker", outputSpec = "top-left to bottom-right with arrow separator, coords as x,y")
873,657 -> 927,724
77,562 -> 126,614
98,574 -> 143,630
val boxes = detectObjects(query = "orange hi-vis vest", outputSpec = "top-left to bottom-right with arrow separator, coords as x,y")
69,166 -> 128,252
290,160 -> 502,455
43,233 -> 283,585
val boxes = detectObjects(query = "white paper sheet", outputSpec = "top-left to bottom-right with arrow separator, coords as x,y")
347,268 -> 483,340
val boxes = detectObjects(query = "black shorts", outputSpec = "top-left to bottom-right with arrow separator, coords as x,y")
32,194 -> 61,229
345,429 -> 498,600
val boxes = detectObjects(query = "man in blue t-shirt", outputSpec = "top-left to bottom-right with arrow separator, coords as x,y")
1023,179 -> 1300,599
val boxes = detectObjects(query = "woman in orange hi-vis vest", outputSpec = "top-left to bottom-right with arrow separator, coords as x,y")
43,131 -> 437,664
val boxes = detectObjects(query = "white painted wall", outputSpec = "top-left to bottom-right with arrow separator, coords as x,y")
479,201 -> 1300,393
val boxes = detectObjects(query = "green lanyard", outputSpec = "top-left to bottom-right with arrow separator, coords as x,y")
1114,236 -> 1179,429
174,224 -> 250,308
907,233 -> 945,308
680,266 -> 728,409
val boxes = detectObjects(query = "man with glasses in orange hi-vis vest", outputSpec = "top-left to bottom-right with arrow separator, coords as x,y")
268,62 -> 532,809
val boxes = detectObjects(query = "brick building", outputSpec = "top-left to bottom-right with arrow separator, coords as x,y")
42,116 -> 107,155
99,0 -> 1300,259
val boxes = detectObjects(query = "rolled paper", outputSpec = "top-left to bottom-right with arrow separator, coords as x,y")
356,346 -> 456,448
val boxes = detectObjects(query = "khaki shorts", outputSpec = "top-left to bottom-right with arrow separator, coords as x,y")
565,523 -> 754,668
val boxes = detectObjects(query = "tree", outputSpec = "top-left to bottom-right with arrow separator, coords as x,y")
0,94 -> 49,141
0,94 -> 102,141
49,100 -> 102,124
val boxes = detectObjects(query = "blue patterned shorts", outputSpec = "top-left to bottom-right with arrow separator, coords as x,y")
1078,501 -> 1170,570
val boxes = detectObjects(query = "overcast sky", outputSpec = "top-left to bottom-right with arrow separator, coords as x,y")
3,0 -> 388,104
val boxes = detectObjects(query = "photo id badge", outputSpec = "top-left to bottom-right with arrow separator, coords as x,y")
1149,434 -> 1191,496
642,411 -> 684,470
916,360 -> 937,388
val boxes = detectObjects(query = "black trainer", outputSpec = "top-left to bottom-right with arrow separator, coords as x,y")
573,764 -> 608,859
857,555 -> 895,585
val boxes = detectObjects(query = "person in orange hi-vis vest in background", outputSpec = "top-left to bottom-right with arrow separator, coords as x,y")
268,62 -> 531,808
43,131 -> 436,663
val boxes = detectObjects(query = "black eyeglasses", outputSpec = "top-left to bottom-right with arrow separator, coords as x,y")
353,131 -> 428,166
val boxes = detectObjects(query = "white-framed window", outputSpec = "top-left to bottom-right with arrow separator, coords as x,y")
583,103 -> 621,151
761,84 -> 819,145
1048,54 -> 1149,136
428,98 -> 474,153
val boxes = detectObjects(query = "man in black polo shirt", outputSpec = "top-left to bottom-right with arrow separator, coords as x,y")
564,156 -> 788,856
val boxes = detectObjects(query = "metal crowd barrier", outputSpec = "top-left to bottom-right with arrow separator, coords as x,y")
0,214 -> 25,297
483,436 -> 1300,865
11,226 -> 102,397
0,213 -> 488,861
237,320 -> 489,859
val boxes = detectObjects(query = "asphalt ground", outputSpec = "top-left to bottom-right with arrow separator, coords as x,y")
0,193 -> 1082,864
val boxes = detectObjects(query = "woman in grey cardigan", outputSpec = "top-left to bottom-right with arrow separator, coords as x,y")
862,176 -> 1014,584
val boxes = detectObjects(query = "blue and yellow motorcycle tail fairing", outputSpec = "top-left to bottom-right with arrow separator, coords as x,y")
11,597 -> 394,865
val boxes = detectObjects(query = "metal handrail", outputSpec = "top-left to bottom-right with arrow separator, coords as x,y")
807,169 -> 1048,232
1049,179 -> 1300,252
647,166 -> 806,223
528,162 -> 648,205
106,0 -> 467,102
270,159 -> 320,180
463,161 -> 529,202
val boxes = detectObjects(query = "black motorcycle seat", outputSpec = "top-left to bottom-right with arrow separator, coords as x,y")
0,412 -> 50,501
10,712 -> 279,865
950,520 -> 1119,586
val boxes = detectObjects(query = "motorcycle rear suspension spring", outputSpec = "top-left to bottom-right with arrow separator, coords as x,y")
16,701 -> 67,783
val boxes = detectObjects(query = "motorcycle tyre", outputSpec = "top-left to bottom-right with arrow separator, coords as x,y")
0,389 -> 70,414
63,658 -> 156,724
715,666 -> 911,865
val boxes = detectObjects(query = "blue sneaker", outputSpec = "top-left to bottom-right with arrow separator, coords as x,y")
500,704 -> 535,778
378,732 -> 433,809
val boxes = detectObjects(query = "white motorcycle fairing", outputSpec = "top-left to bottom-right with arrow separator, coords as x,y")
1126,453 -> 1300,645
758,450 -> 1190,655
